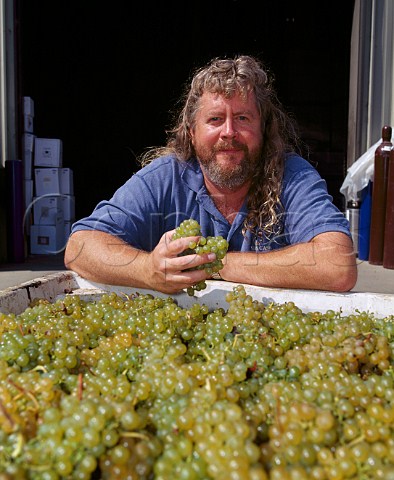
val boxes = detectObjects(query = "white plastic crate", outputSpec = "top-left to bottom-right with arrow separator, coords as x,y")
0,271 -> 393,318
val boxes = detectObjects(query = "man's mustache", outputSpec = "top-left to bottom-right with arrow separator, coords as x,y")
214,141 -> 247,152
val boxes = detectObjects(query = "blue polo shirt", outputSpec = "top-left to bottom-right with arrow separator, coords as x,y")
71,154 -> 350,252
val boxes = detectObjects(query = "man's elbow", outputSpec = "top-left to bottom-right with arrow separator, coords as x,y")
64,234 -> 83,271
313,236 -> 358,292
326,264 -> 358,292
64,243 -> 74,271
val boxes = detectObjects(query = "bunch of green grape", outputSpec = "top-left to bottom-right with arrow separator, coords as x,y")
172,219 -> 229,295
0,286 -> 394,479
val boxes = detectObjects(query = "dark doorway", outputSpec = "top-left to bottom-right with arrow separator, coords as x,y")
18,0 -> 355,218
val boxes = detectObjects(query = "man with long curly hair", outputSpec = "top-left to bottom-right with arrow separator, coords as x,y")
65,55 -> 357,293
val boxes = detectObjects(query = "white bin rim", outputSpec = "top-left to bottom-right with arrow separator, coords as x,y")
0,271 -> 393,319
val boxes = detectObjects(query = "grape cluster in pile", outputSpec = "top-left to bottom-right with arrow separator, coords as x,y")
171,219 -> 229,296
0,285 -> 394,479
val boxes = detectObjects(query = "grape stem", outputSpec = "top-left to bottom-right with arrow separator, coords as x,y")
232,333 -> 243,348
8,379 -> 40,411
201,347 -> 211,361
77,372 -> 83,400
272,389 -> 284,434
347,433 -> 366,447
80,361 -> 96,376
120,431 -> 150,440
0,397 -> 14,429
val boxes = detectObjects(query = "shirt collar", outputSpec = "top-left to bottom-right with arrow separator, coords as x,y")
180,157 -> 205,194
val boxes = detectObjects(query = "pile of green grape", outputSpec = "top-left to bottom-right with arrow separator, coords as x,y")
0,285 -> 394,479
172,219 -> 229,296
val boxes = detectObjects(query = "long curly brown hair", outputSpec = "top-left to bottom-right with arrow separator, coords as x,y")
139,55 -> 303,236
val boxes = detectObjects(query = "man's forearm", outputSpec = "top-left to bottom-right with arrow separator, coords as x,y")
220,234 -> 357,292
64,230 -> 152,289
65,231 -> 357,293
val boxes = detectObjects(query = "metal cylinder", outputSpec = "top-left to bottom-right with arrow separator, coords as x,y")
346,200 -> 360,256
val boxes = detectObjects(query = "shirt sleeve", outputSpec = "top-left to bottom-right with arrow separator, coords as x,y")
70,173 -> 162,251
281,159 -> 351,245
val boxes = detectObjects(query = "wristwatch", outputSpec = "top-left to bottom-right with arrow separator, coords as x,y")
211,272 -> 222,280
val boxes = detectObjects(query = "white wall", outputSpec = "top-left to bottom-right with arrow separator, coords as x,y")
348,0 -> 394,165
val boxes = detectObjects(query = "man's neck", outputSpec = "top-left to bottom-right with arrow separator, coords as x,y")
203,175 -> 249,224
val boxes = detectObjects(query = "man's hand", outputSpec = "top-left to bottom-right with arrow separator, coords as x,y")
146,230 -> 216,293
65,229 -> 217,295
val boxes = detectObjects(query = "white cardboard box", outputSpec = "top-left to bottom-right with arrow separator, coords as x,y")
30,222 -> 65,255
60,168 -> 74,195
34,168 -> 74,196
32,194 -> 75,224
34,168 -> 61,196
24,115 -> 34,134
22,133 -> 35,180
22,149 -> 33,180
33,196 -> 64,225
23,132 -> 35,152
23,96 -> 35,116
34,138 -> 63,167
60,195 -> 75,221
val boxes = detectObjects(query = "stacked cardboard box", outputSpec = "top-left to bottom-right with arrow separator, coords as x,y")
21,97 -> 75,255
29,136 -> 75,255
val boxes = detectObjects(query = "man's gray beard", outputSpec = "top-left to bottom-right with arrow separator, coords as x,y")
199,160 -> 253,190
197,143 -> 261,190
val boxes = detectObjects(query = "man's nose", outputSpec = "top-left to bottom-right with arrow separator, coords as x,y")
221,118 -> 238,138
